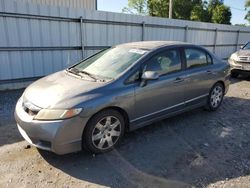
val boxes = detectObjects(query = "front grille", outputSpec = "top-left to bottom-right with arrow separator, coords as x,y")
235,61 -> 250,66
238,56 -> 250,62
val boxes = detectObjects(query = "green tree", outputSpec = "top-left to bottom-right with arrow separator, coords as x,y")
208,0 -> 223,10
147,0 -> 167,17
172,0 -> 203,20
126,0 -> 231,24
211,4 -> 231,24
245,0 -> 250,23
122,0 -> 147,15
190,2 -> 210,22
147,0 -> 203,19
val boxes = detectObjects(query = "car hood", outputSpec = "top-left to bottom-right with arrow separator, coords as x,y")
236,50 -> 250,56
23,71 -> 106,109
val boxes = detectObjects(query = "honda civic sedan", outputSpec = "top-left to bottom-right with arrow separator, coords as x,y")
15,41 -> 230,155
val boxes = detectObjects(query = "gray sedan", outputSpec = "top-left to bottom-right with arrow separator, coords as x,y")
15,41 -> 230,155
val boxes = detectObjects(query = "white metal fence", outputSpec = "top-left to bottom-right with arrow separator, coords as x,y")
15,0 -> 97,10
1,0 -> 250,90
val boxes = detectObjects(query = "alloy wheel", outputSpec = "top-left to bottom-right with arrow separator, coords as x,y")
91,116 -> 121,150
210,85 -> 223,108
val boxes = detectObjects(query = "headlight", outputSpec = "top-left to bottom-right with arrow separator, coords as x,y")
228,53 -> 238,66
228,58 -> 235,65
229,53 -> 238,61
34,108 -> 82,120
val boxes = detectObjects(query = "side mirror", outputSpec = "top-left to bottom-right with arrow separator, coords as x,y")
240,45 -> 244,49
141,71 -> 160,80
140,71 -> 159,87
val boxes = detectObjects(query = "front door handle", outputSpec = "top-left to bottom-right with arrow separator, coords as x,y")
173,77 -> 184,83
206,70 -> 216,75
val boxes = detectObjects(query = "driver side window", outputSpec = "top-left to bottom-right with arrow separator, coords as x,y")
143,49 -> 181,75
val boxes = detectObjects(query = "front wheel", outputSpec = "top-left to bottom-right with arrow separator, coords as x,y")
82,109 -> 125,154
205,83 -> 224,111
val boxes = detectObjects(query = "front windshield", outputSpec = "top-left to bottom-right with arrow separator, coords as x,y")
243,42 -> 250,50
73,47 -> 148,79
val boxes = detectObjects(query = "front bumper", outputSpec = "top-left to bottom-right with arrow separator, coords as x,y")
229,61 -> 250,73
231,69 -> 250,75
14,98 -> 89,155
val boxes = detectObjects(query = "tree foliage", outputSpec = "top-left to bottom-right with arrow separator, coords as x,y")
122,0 -> 231,24
190,2 -> 210,22
122,0 -> 147,15
147,0 -> 168,17
147,0 -> 203,19
208,0 -> 223,10
148,0 -> 231,24
245,0 -> 250,23
211,4 -> 231,24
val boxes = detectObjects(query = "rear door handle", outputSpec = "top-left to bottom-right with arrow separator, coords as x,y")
173,77 -> 184,83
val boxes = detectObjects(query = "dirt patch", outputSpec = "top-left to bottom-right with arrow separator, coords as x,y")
0,76 -> 250,188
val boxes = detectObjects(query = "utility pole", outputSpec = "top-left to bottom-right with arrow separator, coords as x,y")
169,0 -> 173,19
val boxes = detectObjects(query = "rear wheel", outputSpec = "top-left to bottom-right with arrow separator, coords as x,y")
82,109 -> 125,153
205,83 -> 224,111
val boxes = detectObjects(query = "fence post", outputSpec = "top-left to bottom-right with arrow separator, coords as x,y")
184,25 -> 188,42
79,16 -> 85,59
141,21 -> 145,41
235,30 -> 240,51
213,28 -> 218,53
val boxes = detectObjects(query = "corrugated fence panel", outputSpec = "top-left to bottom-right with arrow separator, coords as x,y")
0,0 -> 83,85
0,50 -> 82,80
187,30 -> 215,45
84,10 -> 144,46
215,46 -> 237,60
238,32 -> 250,46
1,0 -> 250,90
15,0 -> 96,10
216,31 -> 238,45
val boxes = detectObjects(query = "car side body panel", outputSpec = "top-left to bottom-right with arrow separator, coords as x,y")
76,45 -> 230,131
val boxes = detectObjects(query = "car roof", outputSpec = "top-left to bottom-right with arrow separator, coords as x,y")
115,41 -> 192,50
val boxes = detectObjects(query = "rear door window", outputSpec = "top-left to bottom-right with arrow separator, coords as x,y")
184,48 -> 212,69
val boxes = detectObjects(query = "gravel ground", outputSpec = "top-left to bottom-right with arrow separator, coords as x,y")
0,76 -> 250,188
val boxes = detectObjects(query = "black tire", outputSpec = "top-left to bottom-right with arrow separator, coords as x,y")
205,82 -> 224,111
82,109 -> 125,154
230,72 -> 239,78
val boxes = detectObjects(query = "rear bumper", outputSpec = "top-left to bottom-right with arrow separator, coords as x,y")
14,98 -> 89,155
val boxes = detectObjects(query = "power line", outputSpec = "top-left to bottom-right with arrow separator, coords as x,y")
223,3 -> 247,12
230,6 -> 246,11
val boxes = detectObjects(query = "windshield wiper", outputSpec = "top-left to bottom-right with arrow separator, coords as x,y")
67,68 -> 111,82
78,70 -> 97,81
67,67 -> 80,75
67,68 -> 96,81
